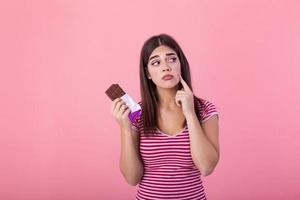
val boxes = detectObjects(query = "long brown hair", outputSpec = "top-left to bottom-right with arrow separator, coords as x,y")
139,33 -> 201,136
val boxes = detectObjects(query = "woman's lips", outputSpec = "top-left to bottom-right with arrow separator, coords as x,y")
162,75 -> 174,80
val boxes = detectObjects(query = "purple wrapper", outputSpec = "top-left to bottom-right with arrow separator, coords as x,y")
129,109 -> 142,123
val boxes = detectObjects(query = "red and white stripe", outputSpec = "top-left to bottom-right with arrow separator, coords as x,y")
131,97 -> 218,200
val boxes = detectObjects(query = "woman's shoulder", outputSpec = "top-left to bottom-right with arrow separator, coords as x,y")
194,96 -> 219,122
194,96 -> 216,106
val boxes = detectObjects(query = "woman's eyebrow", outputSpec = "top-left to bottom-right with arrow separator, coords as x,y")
149,52 -> 176,61
149,55 -> 159,61
165,53 -> 176,56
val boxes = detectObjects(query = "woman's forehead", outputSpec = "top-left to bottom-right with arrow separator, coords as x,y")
150,45 -> 177,57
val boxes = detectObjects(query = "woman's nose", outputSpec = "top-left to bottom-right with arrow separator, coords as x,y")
162,64 -> 171,72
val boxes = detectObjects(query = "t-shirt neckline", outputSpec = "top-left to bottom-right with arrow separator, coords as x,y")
155,125 -> 187,137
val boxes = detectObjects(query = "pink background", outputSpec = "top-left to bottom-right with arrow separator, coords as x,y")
0,0 -> 299,199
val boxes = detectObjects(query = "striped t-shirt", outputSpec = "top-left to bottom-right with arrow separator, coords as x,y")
131,97 -> 219,200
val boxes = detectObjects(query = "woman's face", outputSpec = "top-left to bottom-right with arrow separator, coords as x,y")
146,45 -> 181,89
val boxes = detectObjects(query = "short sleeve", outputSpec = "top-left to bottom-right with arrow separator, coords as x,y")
196,98 -> 219,123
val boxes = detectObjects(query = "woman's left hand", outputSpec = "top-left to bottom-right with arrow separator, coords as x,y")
175,74 -> 196,117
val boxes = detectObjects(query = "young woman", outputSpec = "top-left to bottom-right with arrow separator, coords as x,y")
111,34 -> 220,200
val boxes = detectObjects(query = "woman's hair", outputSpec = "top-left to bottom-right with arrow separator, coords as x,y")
139,33 -> 201,136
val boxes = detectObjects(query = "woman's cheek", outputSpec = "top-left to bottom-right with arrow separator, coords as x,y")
172,65 -> 181,75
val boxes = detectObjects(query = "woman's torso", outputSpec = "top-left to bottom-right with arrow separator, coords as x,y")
132,97 -> 218,200
135,124 -> 207,200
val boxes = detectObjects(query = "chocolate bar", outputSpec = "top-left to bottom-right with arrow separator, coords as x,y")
106,83 -> 141,123
105,84 -> 126,101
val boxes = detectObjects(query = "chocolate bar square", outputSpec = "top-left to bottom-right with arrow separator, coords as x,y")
105,84 -> 126,101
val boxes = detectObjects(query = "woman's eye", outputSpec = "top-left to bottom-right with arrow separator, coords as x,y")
169,57 -> 177,62
152,61 -> 160,66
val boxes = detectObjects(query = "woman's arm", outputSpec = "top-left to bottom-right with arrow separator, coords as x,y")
119,126 -> 144,186
175,75 -> 220,176
186,113 -> 220,176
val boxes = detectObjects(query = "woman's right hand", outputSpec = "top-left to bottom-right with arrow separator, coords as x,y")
111,98 -> 131,128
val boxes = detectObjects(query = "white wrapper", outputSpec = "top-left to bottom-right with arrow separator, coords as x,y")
120,93 -> 141,112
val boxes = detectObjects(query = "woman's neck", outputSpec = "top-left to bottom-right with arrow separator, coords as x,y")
156,86 -> 179,109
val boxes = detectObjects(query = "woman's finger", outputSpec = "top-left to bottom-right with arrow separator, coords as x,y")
114,100 -> 125,116
119,104 -> 128,116
175,95 -> 183,107
111,98 -> 121,114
